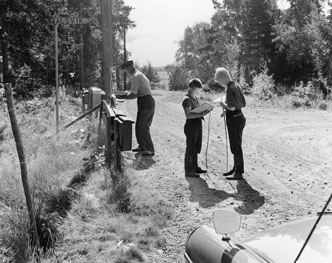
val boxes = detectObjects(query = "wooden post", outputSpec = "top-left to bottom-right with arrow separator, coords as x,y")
4,83 -> 39,247
80,5 -> 84,91
114,119 -> 122,172
106,115 -> 113,166
123,28 -> 127,90
97,102 -> 104,147
100,0 -> 114,99
1,2 -> 9,84
55,24 -> 59,133
80,28 -> 84,90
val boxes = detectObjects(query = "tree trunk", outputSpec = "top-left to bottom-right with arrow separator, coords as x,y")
4,83 -> 39,248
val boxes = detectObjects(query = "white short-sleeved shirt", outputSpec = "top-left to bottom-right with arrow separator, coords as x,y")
129,70 -> 152,97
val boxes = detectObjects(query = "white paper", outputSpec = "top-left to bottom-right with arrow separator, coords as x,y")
191,103 -> 214,114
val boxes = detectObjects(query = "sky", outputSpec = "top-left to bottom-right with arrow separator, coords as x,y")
124,0 -> 290,67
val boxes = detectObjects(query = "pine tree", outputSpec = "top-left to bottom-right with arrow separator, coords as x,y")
241,0 -> 277,79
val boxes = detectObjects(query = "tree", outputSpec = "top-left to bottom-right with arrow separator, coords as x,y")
241,0 -> 277,82
165,64 -> 188,91
141,62 -> 160,86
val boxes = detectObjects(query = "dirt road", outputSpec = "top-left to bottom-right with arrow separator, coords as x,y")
121,90 -> 332,262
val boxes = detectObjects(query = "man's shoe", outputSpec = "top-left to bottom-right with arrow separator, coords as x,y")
185,173 -> 200,178
132,148 -> 142,152
223,168 -> 234,177
196,167 -> 207,174
141,151 -> 155,156
226,173 -> 243,180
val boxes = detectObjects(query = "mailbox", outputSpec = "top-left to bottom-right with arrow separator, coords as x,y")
88,87 -> 102,110
118,116 -> 134,151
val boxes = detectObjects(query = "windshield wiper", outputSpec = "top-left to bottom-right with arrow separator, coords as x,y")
293,193 -> 332,263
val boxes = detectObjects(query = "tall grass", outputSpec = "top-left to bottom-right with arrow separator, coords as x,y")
0,96 -> 97,262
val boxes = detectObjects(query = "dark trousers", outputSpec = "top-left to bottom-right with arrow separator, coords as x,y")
226,110 -> 246,174
136,95 -> 155,152
184,119 -> 202,173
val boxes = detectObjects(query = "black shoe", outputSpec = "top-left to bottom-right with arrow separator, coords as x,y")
141,151 -> 155,156
185,173 -> 200,178
223,168 -> 234,177
132,148 -> 142,152
226,173 -> 243,180
196,167 -> 207,174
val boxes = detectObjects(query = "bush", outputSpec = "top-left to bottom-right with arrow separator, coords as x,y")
291,98 -> 304,108
141,62 -> 160,86
13,64 -> 42,99
165,65 -> 188,91
319,102 -> 328,110
252,63 -> 275,100
0,209 -> 31,263
107,172 -> 132,213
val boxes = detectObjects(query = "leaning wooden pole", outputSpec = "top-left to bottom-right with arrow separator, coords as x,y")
4,83 -> 39,247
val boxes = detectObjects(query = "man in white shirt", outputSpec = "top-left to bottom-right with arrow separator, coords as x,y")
119,60 -> 155,156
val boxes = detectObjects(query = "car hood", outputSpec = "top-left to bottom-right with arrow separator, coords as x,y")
243,215 -> 332,263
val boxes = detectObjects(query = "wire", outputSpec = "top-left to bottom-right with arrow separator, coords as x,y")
223,109 -> 229,171
205,112 -> 211,170
203,109 -> 236,194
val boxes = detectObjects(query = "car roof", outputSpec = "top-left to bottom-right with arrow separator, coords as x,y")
243,215 -> 332,263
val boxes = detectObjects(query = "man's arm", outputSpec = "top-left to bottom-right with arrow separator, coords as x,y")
116,90 -> 137,100
116,75 -> 139,100
220,101 -> 235,111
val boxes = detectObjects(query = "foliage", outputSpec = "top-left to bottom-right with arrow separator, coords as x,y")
241,0 -> 277,82
1,0 -> 135,96
253,63 -> 275,100
292,80 -> 322,100
141,62 -> 160,86
165,65 -> 188,91
174,0 -> 332,99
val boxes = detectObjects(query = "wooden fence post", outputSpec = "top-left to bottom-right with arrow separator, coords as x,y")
4,83 -> 39,247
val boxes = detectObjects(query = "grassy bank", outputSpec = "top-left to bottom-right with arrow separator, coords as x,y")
0,95 -> 171,263
0,96 -> 97,262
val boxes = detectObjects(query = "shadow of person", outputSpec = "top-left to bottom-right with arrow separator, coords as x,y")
131,153 -> 156,170
233,178 -> 265,215
186,177 -> 232,209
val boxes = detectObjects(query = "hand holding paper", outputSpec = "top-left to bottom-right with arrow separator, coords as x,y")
191,103 -> 214,114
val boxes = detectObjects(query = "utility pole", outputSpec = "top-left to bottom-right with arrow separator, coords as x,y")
80,30 -> 84,90
100,0 -> 114,99
0,0 -> 9,84
80,5 -> 84,91
123,27 -> 127,90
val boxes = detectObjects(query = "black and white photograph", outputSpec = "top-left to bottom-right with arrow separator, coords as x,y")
0,0 -> 331,262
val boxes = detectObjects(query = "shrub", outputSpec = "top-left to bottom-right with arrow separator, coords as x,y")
291,98 -> 304,108
34,203 -> 62,253
252,63 -> 275,100
141,62 -> 160,86
292,81 -> 321,100
165,65 -> 188,91
107,172 -> 132,213
0,209 -> 31,263
45,188 -> 76,218
13,64 -> 42,99
319,102 -> 328,110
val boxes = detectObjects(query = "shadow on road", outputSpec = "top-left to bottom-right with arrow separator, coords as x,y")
233,178 -> 265,215
186,177 -> 232,208
131,153 -> 156,170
